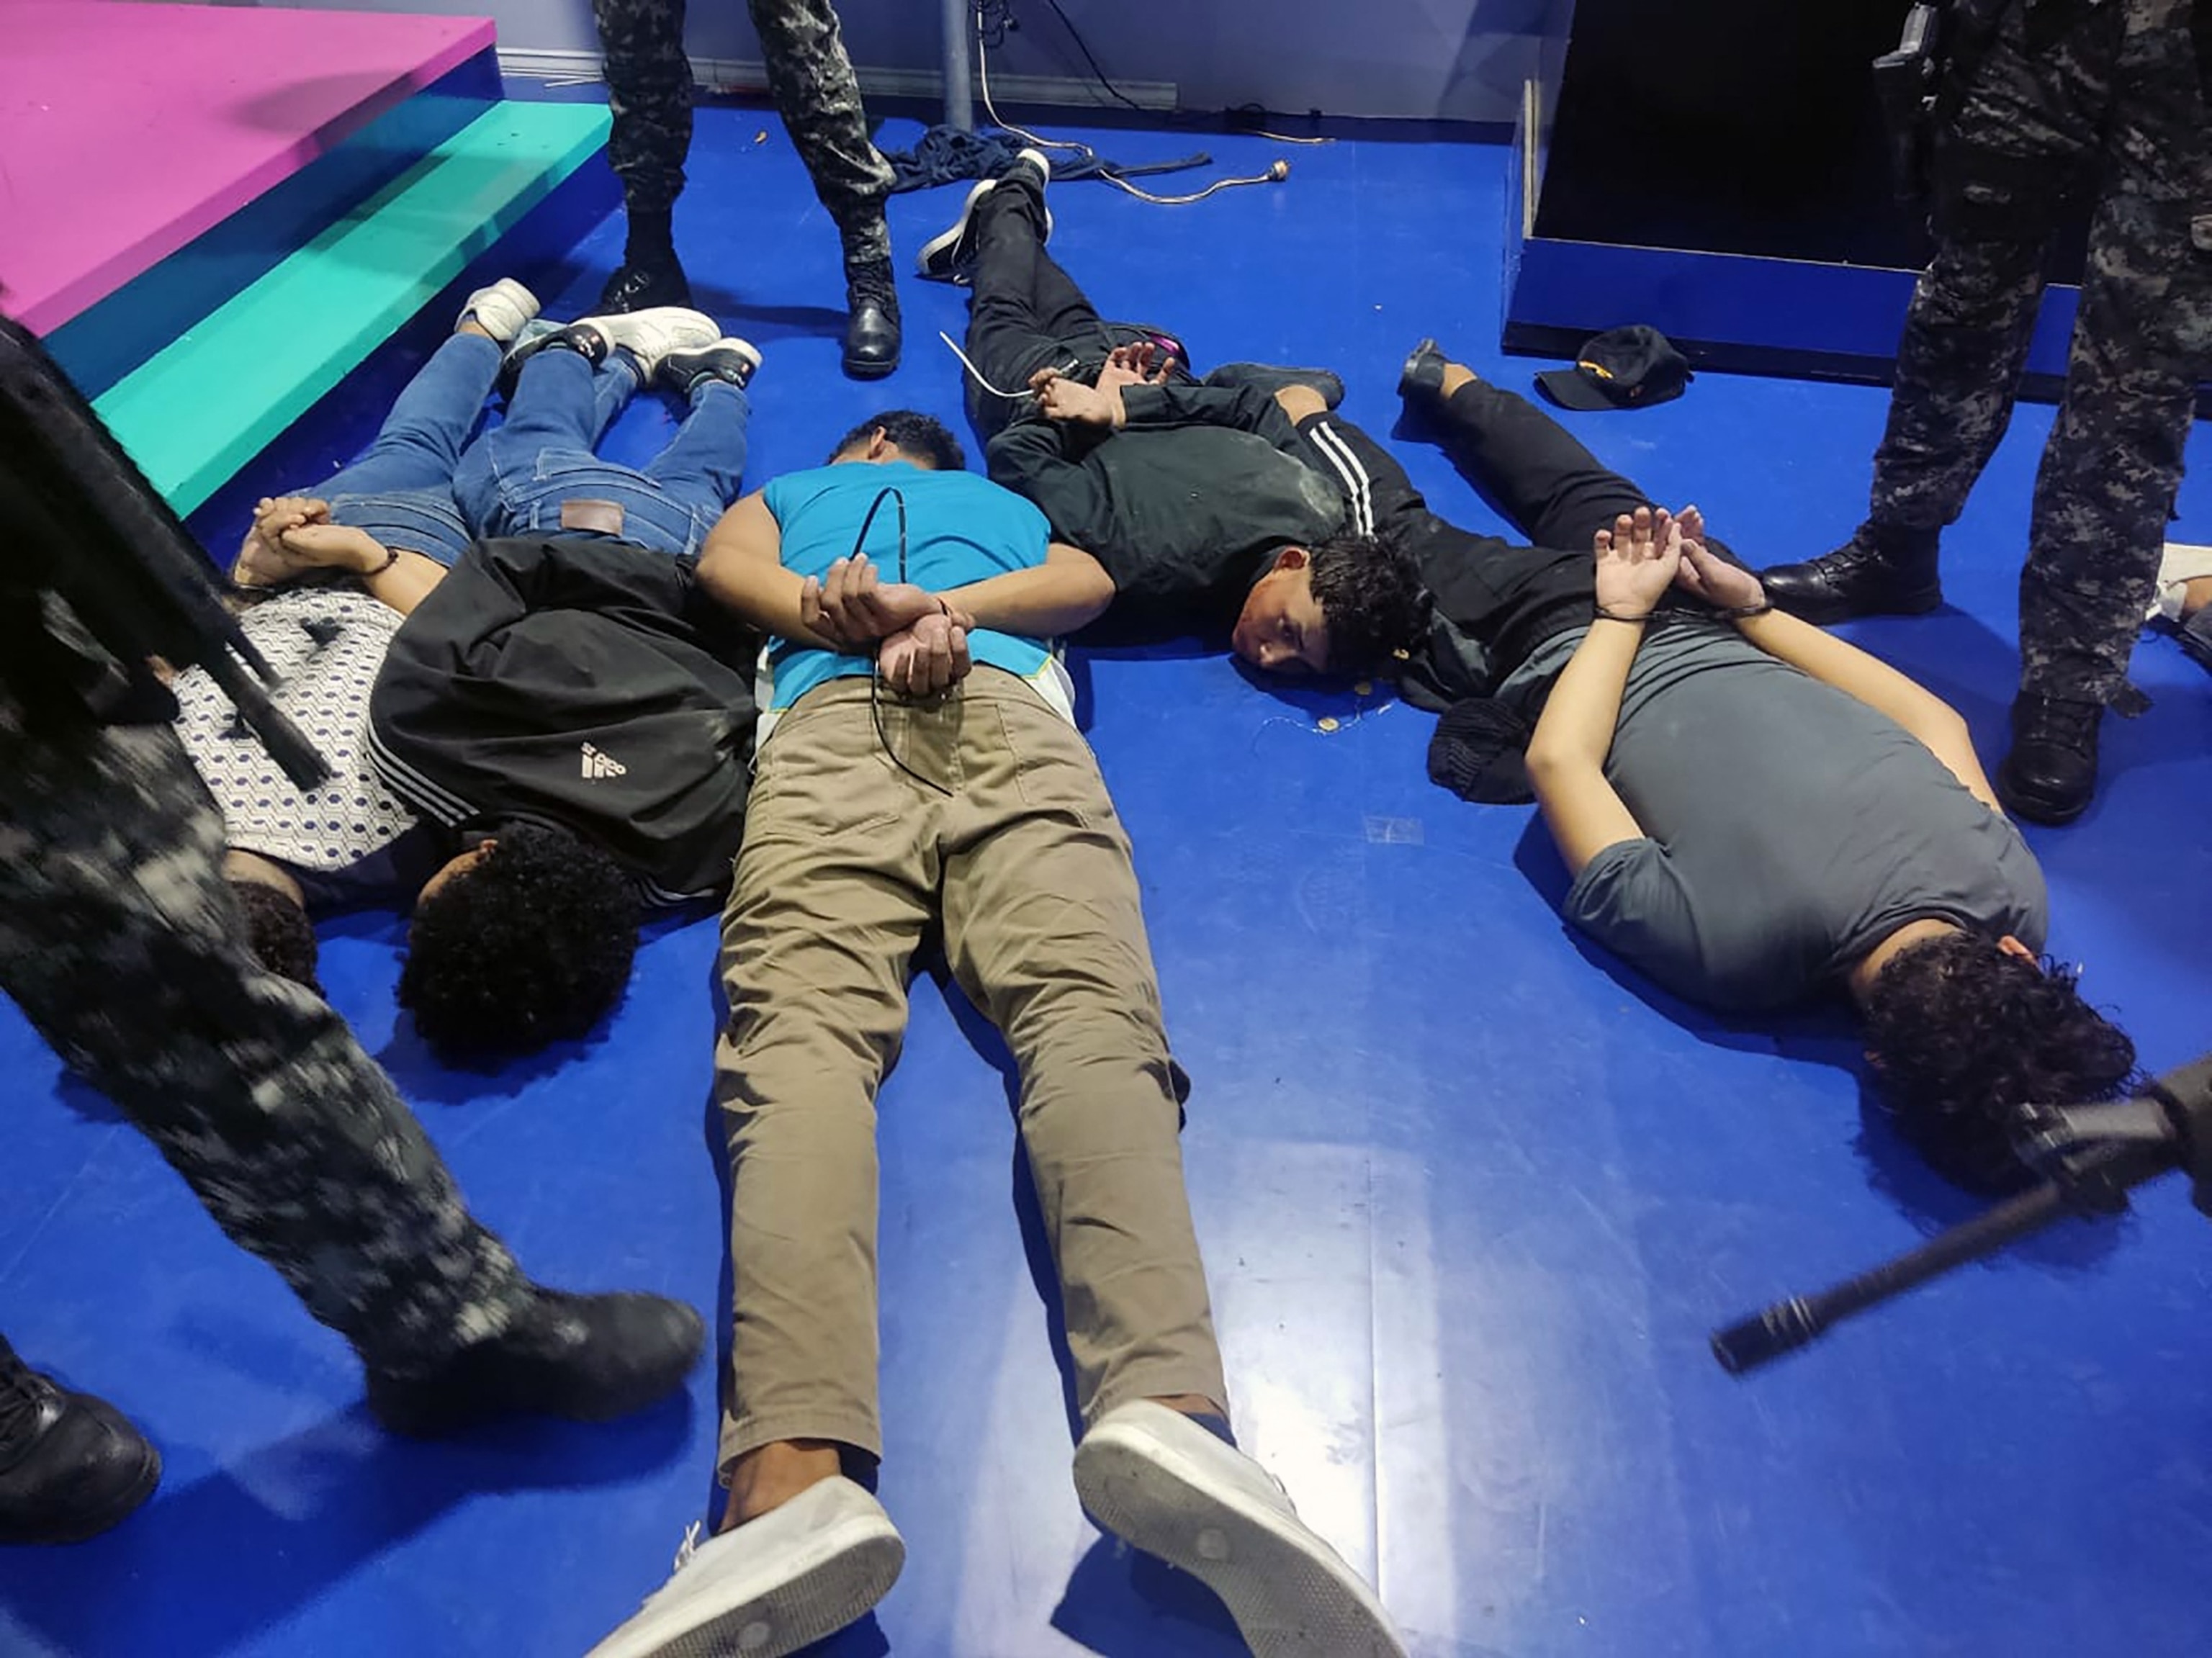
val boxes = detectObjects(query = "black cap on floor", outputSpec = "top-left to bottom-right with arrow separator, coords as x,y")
1536,325 -> 1693,411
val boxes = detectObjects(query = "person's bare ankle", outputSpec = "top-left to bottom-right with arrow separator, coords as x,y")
1439,361 -> 1477,397
1272,384 -> 1329,423
720,1439 -> 843,1533
2180,575 -> 2212,621
457,319 -> 497,342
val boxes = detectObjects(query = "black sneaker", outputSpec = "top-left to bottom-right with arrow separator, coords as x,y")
915,148 -> 1053,284
843,258 -> 902,379
0,1341 -> 161,1545
1758,524 -> 1943,625
600,256 -> 693,314
1202,362 -> 1346,407
1398,338 -> 1449,402
1996,692 -> 2104,825
364,1290 -> 706,1438
660,336 -> 764,395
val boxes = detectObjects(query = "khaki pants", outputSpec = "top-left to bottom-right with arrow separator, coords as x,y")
714,671 -> 1226,1477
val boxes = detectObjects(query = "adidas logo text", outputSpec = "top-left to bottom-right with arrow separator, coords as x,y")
581,742 -> 628,780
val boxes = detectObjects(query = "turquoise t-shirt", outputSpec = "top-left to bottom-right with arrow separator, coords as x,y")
760,459 -> 1058,713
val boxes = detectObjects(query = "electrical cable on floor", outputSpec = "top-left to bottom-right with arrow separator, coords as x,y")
976,4 -> 1298,207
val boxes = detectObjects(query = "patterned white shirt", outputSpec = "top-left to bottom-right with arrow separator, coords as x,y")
173,588 -> 419,872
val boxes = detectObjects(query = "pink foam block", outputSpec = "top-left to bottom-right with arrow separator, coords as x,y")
0,1 -> 496,334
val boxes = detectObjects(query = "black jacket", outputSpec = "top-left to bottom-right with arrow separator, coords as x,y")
984,381 -> 1348,637
369,536 -> 760,904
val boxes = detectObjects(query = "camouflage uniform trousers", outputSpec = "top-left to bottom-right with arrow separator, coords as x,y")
1863,0 -> 2212,704
594,0 -> 894,268
0,685 -> 533,1379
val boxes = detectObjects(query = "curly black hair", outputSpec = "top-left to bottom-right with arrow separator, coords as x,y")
1307,529 -> 1429,675
230,878 -> 323,996
827,410 -> 967,472
1861,929 -> 2138,1191
397,823 -> 640,1060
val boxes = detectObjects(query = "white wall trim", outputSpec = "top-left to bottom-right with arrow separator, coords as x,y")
497,48 -> 1179,113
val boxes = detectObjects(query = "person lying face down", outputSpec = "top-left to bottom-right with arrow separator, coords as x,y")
1244,346 -> 2138,1191
176,284 -> 764,1060
922,148 -> 1427,675
191,497 -> 643,1065
571,407 -> 1411,1658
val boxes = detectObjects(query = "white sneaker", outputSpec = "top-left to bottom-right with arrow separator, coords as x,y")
914,148 -> 1055,285
457,278 -> 539,343
567,307 -> 722,378
582,1477 -> 904,1658
1073,1401 -> 1408,1658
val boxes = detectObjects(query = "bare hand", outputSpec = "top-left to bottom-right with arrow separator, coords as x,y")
800,554 -> 947,646
282,522 -> 388,572
1668,506 -> 1767,611
877,611 -> 971,696
235,495 -> 339,585
1591,506 -> 1683,616
1030,366 -> 1125,430
1100,342 -> 1175,389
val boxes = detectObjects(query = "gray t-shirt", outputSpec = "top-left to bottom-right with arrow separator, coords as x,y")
1501,620 -> 2049,1012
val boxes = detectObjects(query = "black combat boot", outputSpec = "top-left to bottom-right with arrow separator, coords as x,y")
0,1336 -> 161,1545
1996,692 -> 2104,825
364,1289 -> 706,1438
1759,523 -> 1943,624
843,255 -> 902,379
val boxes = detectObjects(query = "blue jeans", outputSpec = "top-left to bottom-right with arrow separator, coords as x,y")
451,348 -> 752,559
319,333 -> 498,567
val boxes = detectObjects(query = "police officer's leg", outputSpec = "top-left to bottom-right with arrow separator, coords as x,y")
1763,3 -> 2116,621
0,696 -> 703,1432
2000,14 -> 2212,822
594,0 -> 697,310
748,0 -> 902,374
1869,5 -> 2116,539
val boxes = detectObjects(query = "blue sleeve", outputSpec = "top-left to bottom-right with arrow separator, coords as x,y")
1561,837 -> 1712,1001
760,473 -> 793,529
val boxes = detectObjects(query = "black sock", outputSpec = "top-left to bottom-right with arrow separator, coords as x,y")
624,207 -> 675,268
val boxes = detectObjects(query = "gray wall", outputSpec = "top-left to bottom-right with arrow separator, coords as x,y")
199,0 -> 1548,122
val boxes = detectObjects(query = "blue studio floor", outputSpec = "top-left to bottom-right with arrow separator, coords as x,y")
5,100 -> 2212,1658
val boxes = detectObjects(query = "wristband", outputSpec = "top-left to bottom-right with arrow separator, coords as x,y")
1592,605 -> 1653,624
1724,599 -> 1774,618
362,544 -> 400,578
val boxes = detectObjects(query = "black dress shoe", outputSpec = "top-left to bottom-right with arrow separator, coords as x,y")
600,257 -> 693,314
1398,338 -> 1448,402
1759,524 -> 1943,625
364,1290 -> 706,1438
843,260 -> 902,379
1996,693 -> 2103,825
0,1339 -> 161,1545
1202,362 -> 1345,407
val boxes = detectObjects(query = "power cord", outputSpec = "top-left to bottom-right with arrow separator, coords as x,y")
974,2 -> 1298,206
850,485 -> 956,798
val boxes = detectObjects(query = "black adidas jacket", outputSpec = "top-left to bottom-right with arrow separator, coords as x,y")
984,381 -> 1348,637
368,536 -> 760,904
